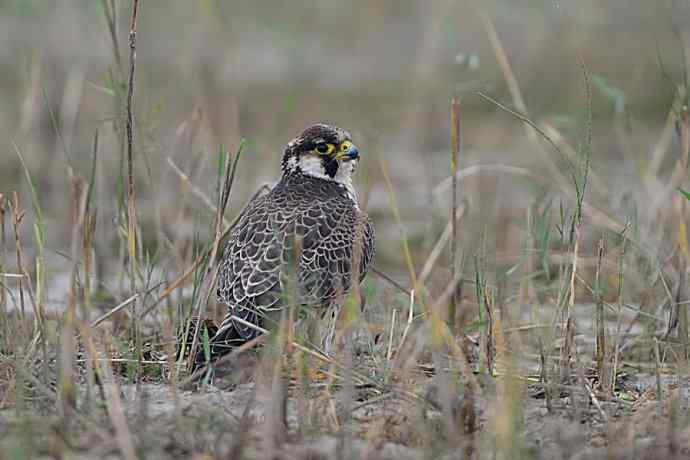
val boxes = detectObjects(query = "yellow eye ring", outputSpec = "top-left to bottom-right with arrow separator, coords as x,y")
315,143 -> 334,155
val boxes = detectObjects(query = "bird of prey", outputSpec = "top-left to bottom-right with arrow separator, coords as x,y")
201,123 -> 375,365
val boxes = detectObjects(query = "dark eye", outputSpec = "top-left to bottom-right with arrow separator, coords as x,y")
316,144 -> 329,154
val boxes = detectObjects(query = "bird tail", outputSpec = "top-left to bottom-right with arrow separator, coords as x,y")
191,318 -> 252,371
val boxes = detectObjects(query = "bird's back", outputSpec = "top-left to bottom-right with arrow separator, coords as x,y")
215,174 -> 374,343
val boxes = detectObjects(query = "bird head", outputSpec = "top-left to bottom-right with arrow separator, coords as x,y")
281,123 -> 360,185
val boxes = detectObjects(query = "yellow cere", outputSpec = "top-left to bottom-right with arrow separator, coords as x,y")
340,140 -> 353,152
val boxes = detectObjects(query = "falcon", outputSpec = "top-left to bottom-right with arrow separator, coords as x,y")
203,123 -> 375,364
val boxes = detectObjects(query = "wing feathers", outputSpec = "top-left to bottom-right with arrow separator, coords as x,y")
215,174 -> 375,342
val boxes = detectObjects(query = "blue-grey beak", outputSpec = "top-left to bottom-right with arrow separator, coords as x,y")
347,145 -> 359,160
336,141 -> 360,161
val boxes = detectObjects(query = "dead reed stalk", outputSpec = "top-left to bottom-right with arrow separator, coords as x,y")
125,0 -> 141,387
594,236 -> 608,390
0,193 -> 6,318
449,98 -> 461,334
10,192 -> 26,324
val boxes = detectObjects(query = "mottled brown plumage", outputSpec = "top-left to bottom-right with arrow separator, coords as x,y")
206,124 -> 375,363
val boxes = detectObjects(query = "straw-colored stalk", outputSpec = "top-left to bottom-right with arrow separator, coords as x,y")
125,0 -> 141,386
0,194 -> 6,318
594,236 -> 607,389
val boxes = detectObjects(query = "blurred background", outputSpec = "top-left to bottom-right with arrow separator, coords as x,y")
7,5 -> 690,456
2,0 -> 690,309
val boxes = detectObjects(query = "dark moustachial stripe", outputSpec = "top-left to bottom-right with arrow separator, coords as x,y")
199,123 -> 375,368
322,156 -> 339,178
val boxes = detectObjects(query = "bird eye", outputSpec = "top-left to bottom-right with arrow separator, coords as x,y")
316,144 -> 330,154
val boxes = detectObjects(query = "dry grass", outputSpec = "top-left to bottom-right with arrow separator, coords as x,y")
2,1 -> 690,459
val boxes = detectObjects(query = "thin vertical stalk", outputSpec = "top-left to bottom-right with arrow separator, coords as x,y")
610,237 -> 627,393
125,0 -> 141,387
676,191 -> 690,360
0,193 -> 10,359
484,286 -> 495,376
474,251 -> 487,373
60,175 -> 85,421
561,225 -> 580,383
82,130 -> 99,316
654,338 -> 663,403
594,236 -> 607,389
9,192 -> 27,415
563,54 -> 592,383
449,98 -> 460,334
125,0 -> 139,272
0,194 -> 6,318
10,192 -> 26,324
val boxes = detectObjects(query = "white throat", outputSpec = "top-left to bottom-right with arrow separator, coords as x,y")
296,156 -> 359,206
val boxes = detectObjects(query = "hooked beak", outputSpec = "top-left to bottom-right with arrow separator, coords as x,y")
336,144 -> 360,161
